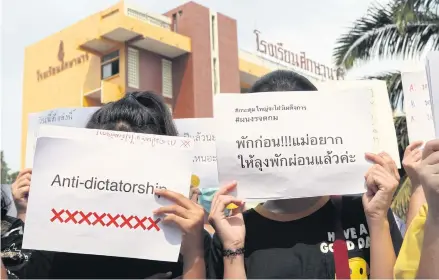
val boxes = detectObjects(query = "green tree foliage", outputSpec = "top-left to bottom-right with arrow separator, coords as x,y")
332,0 -> 439,218
1,151 -> 18,184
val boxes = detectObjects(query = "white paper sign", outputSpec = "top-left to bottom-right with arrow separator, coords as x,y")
25,107 -> 100,168
401,72 -> 435,143
214,90 -> 373,200
23,136 -> 194,262
175,118 -> 219,189
426,52 -> 439,137
318,80 -> 401,168
37,125 -> 187,150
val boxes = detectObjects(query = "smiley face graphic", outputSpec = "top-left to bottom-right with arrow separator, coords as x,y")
335,257 -> 369,279
349,257 -> 369,279
191,174 -> 200,188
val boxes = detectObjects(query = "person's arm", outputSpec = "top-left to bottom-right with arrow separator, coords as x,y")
223,246 -> 246,279
364,153 -> 399,279
416,211 -> 439,278
182,250 -> 205,279
368,218 -> 396,279
401,141 -> 424,229
208,182 -> 246,279
406,185 -> 426,229
153,189 -> 206,279
1,259 -> 8,279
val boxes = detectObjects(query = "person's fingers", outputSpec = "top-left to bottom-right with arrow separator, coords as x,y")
378,152 -> 399,179
231,202 -> 246,216
154,205 -> 189,219
16,169 -> 32,180
215,181 -> 237,197
18,186 -> 30,197
406,141 -> 424,153
423,139 -> 439,159
212,195 -> 243,215
423,151 -> 439,166
15,174 -> 31,189
412,150 -> 422,162
190,188 -> 200,203
154,189 -> 193,210
211,181 -> 237,211
365,153 -> 386,166
365,173 -> 378,194
161,214 -> 186,228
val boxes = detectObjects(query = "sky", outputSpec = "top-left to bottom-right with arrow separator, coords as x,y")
0,0 -> 425,171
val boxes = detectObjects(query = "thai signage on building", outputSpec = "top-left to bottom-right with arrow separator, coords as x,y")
254,30 -> 344,80
36,41 -> 89,82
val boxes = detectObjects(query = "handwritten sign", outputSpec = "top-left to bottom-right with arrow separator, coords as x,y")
214,90 -> 373,200
25,107 -> 100,168
174,118 -> 219,189
23,136 -> 194,262
401,72 -> 434,143
318,80 -> 401,168
37,125 -> 190,150
426,52 -> 439,137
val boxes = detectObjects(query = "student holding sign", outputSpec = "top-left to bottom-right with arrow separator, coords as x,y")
207,70 -> 403,279
19,92 -> 210,279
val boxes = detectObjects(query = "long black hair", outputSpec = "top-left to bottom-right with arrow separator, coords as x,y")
86,91 -> 178,136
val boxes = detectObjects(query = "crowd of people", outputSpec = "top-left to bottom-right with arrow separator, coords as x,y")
1,70 -> 438,279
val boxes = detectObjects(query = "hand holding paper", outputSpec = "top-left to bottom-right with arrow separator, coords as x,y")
153,189 -> 205,257
23,132 -> 194,262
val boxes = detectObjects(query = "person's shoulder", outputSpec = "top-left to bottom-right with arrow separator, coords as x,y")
341,195 -> 364,209
242,208 -> 258,221
1,216 -> 24,236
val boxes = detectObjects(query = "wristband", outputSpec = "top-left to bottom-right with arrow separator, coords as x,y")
222,248 -> 245,258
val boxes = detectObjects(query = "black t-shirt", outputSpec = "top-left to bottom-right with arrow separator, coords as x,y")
1,215 -> 32,279
207,196 -> 402,279
21,229 -> 211,279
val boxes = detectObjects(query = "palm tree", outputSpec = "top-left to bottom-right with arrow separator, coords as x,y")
334,0 -> 439,76
333,0 -> 439,220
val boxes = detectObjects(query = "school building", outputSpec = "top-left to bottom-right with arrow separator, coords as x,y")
21,0 -> 344,167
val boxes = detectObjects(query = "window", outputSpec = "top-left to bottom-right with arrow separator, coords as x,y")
101,50 -> 120,79
211,15 -> 216,50
172,13 -> 177,31
162,59 -> 173,98
127,48 -> 139,88
213,58 -> 218,94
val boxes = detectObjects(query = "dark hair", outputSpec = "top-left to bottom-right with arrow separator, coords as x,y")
86,91 -> 178,136
1,188 -> 11,220
249,70 -> 318,93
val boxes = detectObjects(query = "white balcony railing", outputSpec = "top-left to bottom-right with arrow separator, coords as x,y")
124,2 -> 171,30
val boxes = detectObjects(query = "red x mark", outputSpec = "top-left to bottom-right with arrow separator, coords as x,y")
134,216 -> 147,230
147,217 -> 161,231
181,140 -> 191,148
120,215 -> 133,229
106,214 -> 120,227
78,212 -> 92,225
50,209 -> 65,223
92,213 -> 106,226
65,210 -> 79,224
